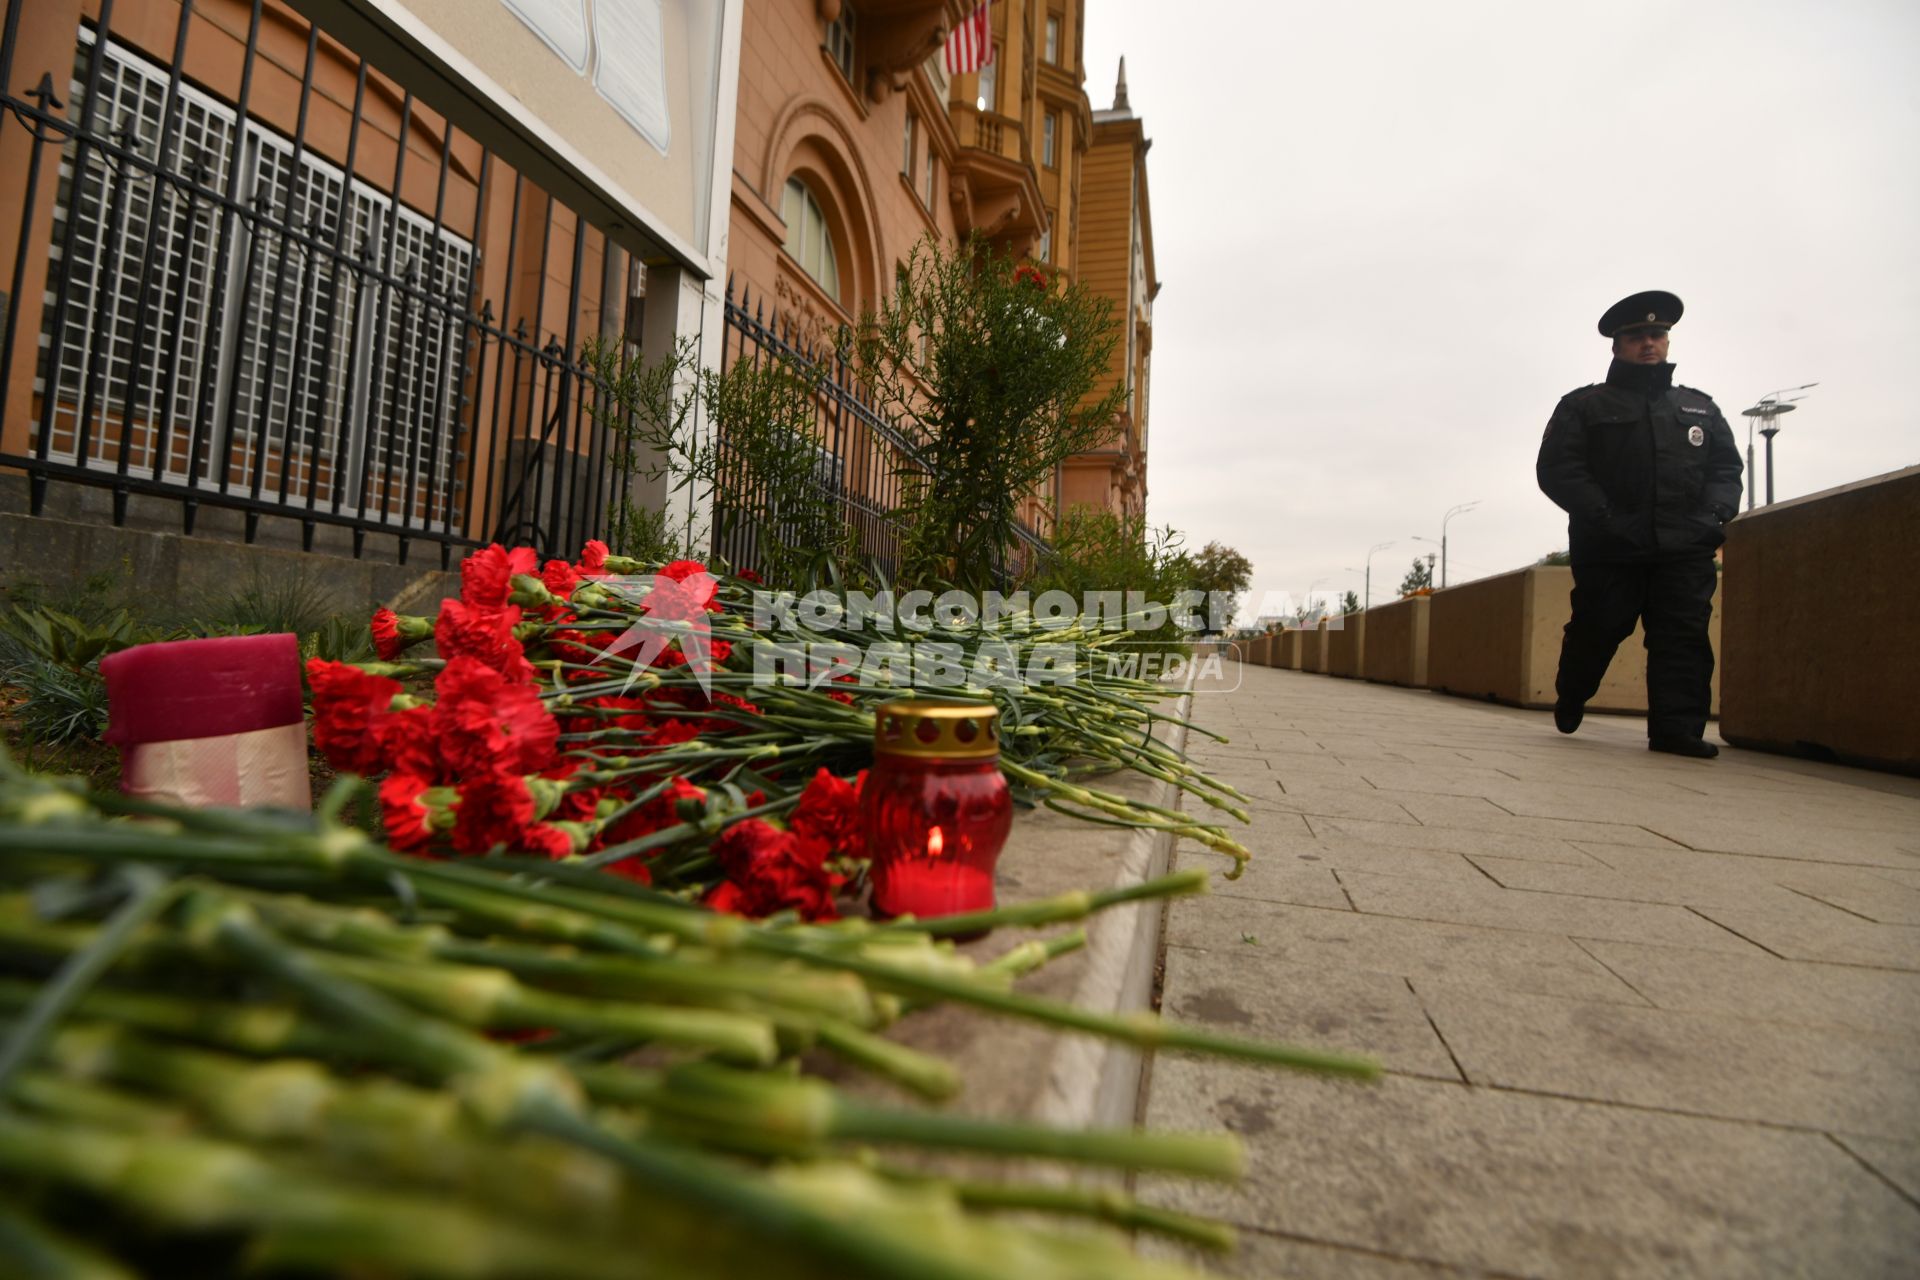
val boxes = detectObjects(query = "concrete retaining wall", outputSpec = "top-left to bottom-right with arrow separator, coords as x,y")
1719,466 -> 1920,774
1364,595 -> 1430,687
1427,565 -> 1720,715
0,508 -> 455,619
1326,613 -> 1365,678
1279,629 -> 1303,670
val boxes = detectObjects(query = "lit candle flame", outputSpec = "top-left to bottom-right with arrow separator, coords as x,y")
927,826 -> 945,857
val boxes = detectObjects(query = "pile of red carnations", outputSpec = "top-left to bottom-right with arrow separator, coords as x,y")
306,541 -> 866,920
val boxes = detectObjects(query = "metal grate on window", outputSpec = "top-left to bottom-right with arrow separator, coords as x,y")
41,29 -> 474,531
42,27 -> 235,483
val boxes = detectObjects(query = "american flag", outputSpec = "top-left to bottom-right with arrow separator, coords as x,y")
944,2 -> 993,76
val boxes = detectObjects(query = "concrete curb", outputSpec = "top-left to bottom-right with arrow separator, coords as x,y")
1032,664 -> 1197,1133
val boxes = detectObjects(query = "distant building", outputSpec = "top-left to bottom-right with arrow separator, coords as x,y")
726,1 -> 1155,561
1062,58 -> 1156,522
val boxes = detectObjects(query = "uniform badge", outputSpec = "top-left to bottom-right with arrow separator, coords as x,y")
1687,425 -> 1705,446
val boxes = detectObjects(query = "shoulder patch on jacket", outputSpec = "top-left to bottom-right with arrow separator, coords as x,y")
1559,383 -> 1602,404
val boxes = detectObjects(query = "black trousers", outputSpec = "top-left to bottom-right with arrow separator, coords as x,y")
1555,557 -> 1718,740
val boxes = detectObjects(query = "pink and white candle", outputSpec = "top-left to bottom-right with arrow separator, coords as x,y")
101,633 -> 311,810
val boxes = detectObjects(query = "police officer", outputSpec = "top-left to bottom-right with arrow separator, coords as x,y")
1536,291 -> 1743,758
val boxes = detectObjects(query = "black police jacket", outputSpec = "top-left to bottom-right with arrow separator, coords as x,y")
1536,359 -> 1744,564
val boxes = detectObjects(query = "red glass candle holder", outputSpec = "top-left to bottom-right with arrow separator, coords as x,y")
864,701 -> 1012,921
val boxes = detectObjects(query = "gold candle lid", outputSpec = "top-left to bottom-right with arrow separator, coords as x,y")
873,700 -> 1001,760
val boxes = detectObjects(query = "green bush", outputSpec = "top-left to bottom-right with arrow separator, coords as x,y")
1025,508 -> 1195,654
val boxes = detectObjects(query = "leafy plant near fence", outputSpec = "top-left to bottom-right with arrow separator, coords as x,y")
583,338 -> 861,589
1024,509 -> 1196,653
850,236 -> 1126,594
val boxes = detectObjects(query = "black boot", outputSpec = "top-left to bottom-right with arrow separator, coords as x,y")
1554,701 -> 1584,734
1649,735 -> 1718,759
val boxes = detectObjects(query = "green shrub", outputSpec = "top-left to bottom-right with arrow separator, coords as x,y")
1026,508 -> 1195,654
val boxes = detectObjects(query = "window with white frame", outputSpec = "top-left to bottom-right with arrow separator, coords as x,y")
901,110 -> 917,181
781,177 -> 841,302
1042,112 -> 1057,167
924,149 -> 938,209
977,51 -> 997,113
42,30 -> 473,527
1036,224 -> 1051,264
825,7 -> 857,84
1045,14 -> 1060,64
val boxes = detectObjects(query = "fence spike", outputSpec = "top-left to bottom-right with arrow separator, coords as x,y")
26,73 -> 63,114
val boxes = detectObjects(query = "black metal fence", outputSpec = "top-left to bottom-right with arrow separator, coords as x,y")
0,0 -> 630,567
713,279 -> 1051,583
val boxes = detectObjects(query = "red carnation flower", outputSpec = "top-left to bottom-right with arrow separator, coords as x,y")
787,768 -> 866,859
307,659 -> 404,776
379,773 -> 444,851
658,559 -> 709,583
737,569 -> 762,584
705,818 -> 844,921
461,544 -> 539,607
370,608 -> 404,661
577,540 -> 610,577
435,599 -> 534,683
452,773 -> 537,854
644,573 -> 717,622
542,558 -> 582,600
642,718 -> 703,751
377,705 -> 442,780
432,657 -> 559,778
520,823 -> 577,859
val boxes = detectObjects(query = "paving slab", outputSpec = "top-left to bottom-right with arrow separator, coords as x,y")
1143,664 -> 1920,1276
1337,869 -> 1765,954
1140,1064 -> 1920,1279
1834,1135 -> 1920,1208
1201,835 -> 1490,887
1414,983 -> 1920,1135
1305,814 -> 1645,865
1160,944 -> 1461,1081
1141,1227 -> 1499,1279
1573,938 -> 1920,1036
1164,896 -> 1644,1004
1173,842 -> 1353,912
1689,897 -> 1920,970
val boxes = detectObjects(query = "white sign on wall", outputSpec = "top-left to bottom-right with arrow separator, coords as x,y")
503,0 -> 672,154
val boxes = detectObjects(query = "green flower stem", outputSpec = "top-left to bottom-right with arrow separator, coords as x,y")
0,863 -> 175,1099
583,1062 -> 1243,1180
182,890 -> 585,1125
0,1201 -> 138,1280
0,1111 -> 648,1280
0,978 -> 340,1058
870,870 -> 1209,939
742,936 -> 1380,1080
307,951 -> 781,1066
9,1067 -> 189,1133
876,1168 -> 1236,1252
805,1016 -> 960,1101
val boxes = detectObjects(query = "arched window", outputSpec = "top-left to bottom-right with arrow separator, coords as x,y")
781,177 -> 840,302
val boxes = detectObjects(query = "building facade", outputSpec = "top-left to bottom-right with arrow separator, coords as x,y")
0,0 -> 738,567
1061,58 -> 1155,521
726,0 -> 1156,552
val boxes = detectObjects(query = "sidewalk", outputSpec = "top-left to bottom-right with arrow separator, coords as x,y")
1141,662 -> 1920,1277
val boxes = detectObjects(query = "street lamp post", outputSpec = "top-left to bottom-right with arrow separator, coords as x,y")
1741,384 -> 1816,510
1760,424 -> 1782,505
1362,540 -> 1394,611
1438,501 -> 1479,589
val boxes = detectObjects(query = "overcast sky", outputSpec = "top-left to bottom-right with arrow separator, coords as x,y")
1079,0 -> 1919,621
